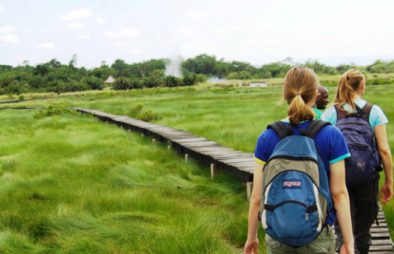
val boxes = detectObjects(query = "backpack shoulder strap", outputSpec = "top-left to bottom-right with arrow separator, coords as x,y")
302,120 -> 331,138
334,104 -> 347,120
267,121 -> 293,140
362,103 -> 373,119
355,103 -> 373,120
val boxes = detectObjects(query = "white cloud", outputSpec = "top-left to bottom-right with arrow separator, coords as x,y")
0,34 -> 20,44
186,11 -> 206,19
114,41 -> 128,47
38,42 -> 55,50
76,34 -> 91,40
67,22 -> 85,29
0,3 -> 5,13
105,28 -> 141,39
121,28 -> 140,38
129,48 -> 142,55
104,31 -> 117,38
59,9 -> 93,21
96,16 -> 106,25
0,26 -> 14,33
211,25 -> 241,34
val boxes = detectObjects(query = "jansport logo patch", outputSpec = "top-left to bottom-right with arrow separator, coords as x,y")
282,179 -> 302,189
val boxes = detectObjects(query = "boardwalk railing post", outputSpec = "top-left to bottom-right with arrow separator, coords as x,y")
184,153 -> 189,162
210,163 -> 216,179
246,182 -> 253,200
167,141 -> 172,150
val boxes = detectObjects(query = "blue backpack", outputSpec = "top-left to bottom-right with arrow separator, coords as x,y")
335,103 -> 381,187
260,120 -> 333,247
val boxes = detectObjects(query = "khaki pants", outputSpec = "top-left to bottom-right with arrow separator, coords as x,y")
265,226 -> 336,254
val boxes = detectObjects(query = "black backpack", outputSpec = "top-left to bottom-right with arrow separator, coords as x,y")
335,103 -> 381,187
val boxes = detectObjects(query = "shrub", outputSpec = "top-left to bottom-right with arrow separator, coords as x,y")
126,105 -> 161,122
182,74 -> 197,86
34,105 -> 67,119
113,77 -> 131,90
195,74 -> 208,82
129,79 -> 143,89
127,105 -> 143,118
83,77 -> 104,90
165,76 -> 181,87
139,110 -> 161,122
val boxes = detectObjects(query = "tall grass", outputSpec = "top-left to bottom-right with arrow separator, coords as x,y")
5,81 -> 394,238
0,109 -> 256,253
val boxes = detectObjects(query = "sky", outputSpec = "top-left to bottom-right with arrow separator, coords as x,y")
1,0 -> 394,68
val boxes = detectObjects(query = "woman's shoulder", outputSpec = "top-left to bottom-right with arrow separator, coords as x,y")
369,103 -> 389,127
315,123 -> 345,146
257,126 -> 279,141
370,104 -> 386,115
321,105 -> 337,124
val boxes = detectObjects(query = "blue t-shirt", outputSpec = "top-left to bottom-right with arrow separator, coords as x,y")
321,97 -> 388,130
254,120 -> 350,224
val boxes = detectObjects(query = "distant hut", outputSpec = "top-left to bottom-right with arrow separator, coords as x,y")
105,76 -> 115,84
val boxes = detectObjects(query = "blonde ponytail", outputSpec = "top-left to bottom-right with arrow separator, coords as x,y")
283,67 -> 318,125
335,69 -> 365,110
288,94 -> 315,125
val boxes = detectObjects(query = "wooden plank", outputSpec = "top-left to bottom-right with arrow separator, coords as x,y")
373,223 -> 388,228
182,141 -> 218,148
218,157 -> 254,164
213,153 -> 253,159
227,160 -> 255,167
190,145 -> 234,151
371,232 -> 391,239
371,239 -> 393,245
189,148 -> 236,156
369,245 -> 394,251
371,227 -> 390,233
155,131 -> 194,139
172,137 -> 208,143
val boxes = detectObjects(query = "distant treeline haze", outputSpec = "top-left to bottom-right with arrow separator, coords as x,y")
1,54 -> 394,95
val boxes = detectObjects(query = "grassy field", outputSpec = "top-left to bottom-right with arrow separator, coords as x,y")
1,81 -> 394,251
0,109 -> 254,253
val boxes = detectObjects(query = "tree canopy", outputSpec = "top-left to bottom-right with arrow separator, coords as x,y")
0,54 -> 393,95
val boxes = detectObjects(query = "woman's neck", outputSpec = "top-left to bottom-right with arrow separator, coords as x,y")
352,94 -> 362,101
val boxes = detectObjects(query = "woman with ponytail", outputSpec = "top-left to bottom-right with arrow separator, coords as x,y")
244,67 -> 354,254
322,69 -> 393,254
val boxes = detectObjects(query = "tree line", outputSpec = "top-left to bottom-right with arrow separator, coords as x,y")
1,54 -> 394,95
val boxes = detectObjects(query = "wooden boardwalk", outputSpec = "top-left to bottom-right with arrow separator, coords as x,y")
75,107 -> 394,253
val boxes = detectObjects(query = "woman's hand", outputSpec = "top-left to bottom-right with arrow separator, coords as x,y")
243,238 -> 259,254
339,243 -> 355,254
381,181 -> 393,204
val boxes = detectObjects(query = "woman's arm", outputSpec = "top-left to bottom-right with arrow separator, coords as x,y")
330,160 -> 354,254
243,163 -> 264,254
375,124 -> 393,203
